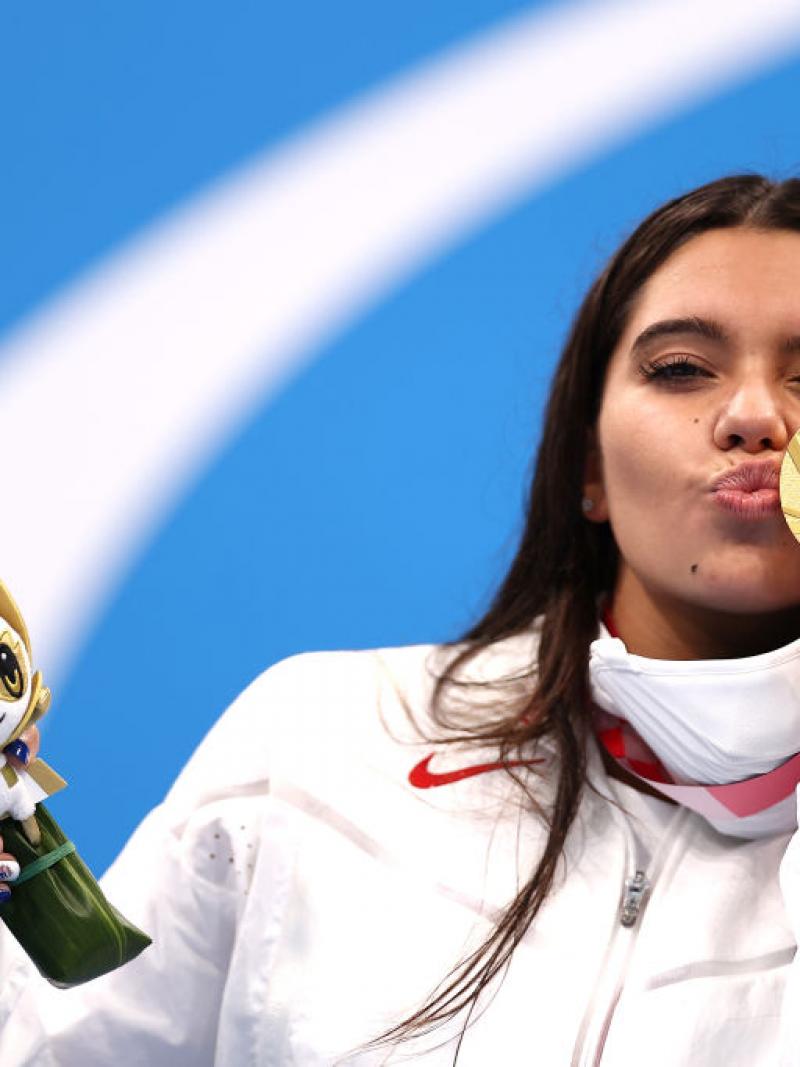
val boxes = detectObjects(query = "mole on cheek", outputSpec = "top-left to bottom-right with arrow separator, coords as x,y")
690,564 -> 699,574
693,418 -> 699,424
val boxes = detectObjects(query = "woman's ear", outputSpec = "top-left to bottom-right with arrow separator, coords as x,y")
582,427 -> 609,522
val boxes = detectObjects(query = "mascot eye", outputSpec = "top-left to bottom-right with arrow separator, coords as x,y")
0,643 -> 24,701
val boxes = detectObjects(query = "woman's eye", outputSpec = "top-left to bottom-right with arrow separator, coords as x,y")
638,355 -> 710,384
0,643 -> 24,701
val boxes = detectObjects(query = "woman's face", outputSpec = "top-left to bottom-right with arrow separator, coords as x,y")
586,226 -> 800,650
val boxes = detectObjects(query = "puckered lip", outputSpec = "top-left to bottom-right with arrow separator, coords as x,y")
710,460 -> 781,493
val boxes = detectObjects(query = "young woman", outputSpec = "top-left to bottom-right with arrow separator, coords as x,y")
2,173 -> 800,1065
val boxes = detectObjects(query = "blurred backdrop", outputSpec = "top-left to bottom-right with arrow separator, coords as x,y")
3,0 -> 800,872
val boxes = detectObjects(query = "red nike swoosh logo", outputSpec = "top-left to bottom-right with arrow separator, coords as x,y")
408,753 -> 544,789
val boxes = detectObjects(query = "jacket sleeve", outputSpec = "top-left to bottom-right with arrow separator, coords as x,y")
0,658 -> 304,1066
0,790 -> 287,1066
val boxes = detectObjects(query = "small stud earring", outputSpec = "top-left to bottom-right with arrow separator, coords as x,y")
581,496 -> 594,513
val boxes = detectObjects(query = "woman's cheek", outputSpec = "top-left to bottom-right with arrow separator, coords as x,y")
602,434 -> 674,518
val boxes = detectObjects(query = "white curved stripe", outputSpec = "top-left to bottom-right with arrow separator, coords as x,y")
1,0 -> 799,678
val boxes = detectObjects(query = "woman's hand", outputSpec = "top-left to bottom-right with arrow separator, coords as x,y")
0,725 -> 41,899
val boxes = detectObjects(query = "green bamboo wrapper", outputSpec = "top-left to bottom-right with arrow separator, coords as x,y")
0,803 -> 151,988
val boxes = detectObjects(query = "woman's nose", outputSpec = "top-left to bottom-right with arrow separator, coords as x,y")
712,380 -> 791,453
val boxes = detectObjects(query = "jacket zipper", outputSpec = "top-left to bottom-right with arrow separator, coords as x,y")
570,803 -> 690,1067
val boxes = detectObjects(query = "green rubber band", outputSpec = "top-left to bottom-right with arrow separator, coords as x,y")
14,840 -> 76,886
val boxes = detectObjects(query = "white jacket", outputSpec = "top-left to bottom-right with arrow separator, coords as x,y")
0,632 -> 797,1065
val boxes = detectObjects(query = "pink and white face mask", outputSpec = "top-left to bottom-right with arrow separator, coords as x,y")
589,617 -> 800,839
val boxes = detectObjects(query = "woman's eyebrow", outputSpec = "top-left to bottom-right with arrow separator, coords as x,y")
630,316 -> 800,356
630,316 -> 727,355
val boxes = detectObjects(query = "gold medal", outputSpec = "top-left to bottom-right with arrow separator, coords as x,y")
780,430 -> 800,541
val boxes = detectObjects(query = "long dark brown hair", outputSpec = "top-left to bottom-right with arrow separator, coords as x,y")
369,173 -> 800,1054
